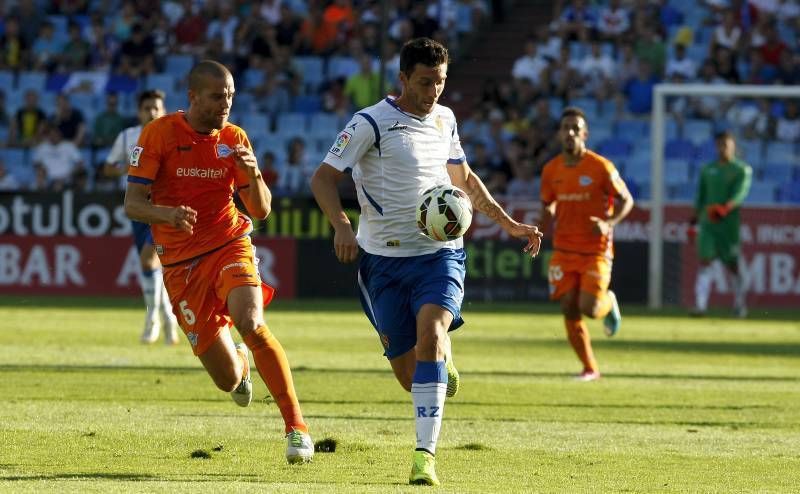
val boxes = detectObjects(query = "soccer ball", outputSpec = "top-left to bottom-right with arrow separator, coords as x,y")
416,184 -> 473,241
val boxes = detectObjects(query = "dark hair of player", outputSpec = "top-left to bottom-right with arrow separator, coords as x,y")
399,37 -> 450,76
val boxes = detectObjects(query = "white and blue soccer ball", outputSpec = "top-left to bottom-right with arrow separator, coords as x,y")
416,184 -> 473,241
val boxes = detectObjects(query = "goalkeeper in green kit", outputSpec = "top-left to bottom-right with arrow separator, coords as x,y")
689,130 -> 752,318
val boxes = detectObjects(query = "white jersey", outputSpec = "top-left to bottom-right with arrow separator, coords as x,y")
323,97 -> 466,257
106,125 -> 143,189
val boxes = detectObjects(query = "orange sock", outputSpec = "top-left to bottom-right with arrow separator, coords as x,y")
243,325 -> 307,434
564,318 -> 598,373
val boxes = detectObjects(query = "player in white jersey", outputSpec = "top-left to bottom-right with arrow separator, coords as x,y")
104,90 -> 179,345
311,38 -> 542,486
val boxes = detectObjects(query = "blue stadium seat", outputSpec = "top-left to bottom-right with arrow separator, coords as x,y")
143,73 -> 176,92
664,158 -> 691,186
739,139 -> 763,166
778,181 -> 800,203
0,70 -> 14,93
746,182 -> 776,203
614,119 -> 649,138
291,95 -> 322,115
308,113 -> 341,139
293,56 -> 325,92
455,2 -> 475,33
760,162 -> 797,183
668,183 -> 695,201
105,74 -> 138,94
693,139 -> 717,164
764,141 -> 798,163
165,54 -> 195,77
327,56 -> 360,81
275,112 -> 308,135
1,148 -> 28,168
623,151 -> 650,179
242,68 -> 265,90
597,137 -> 633,159
682,119 -> 713,143
17,71 -> 47,92
240,113 -> 271,134
230,92 -> 255,115
164,92 -> 188,112
664,138 -> 695,160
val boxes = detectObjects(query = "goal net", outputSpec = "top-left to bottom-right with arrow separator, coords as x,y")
649,83 -> 800,310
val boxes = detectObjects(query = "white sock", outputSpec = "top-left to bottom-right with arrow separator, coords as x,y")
140,269 -> 159,323
411,361 -> 447,455
157,275 -> 177,324
731,273 -> 746,311
695,266 -> 712,311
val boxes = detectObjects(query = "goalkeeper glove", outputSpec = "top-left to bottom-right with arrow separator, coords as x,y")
687,216 -> 697,242
706,203 -> 733,223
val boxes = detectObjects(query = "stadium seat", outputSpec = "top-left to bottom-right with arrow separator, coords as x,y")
682,119 -> 713,143
693,139 -> 717,164
164,92 -> 189,112
165,54 -> 195,77
143,73 -> 176,92
0,70 -> 14,93
240,113 -> 271,134
230,92 -> 255,115
597,137 -> 633,159
664,158 -> 691,186
291,95 -> 322,115
777,181 -> 800,203
1,148 -> 28,168
664,138 -> 696,160
667,183 -> 694,201
746,182 -> 776,203
613,119 -> 649,138
327,56 -> 360,81
243,68 -> 265,90
17,71 -> 47,92
764,141 -> 798,163
760,162 -> 796,183
105,74 -> 138,94
275,112 -> 308,135
308,113 -> 341,139
455,2 -> 475,33
293,56 -> 325,92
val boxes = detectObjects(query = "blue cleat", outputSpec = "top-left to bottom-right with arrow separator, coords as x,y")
603,290 -> 621,337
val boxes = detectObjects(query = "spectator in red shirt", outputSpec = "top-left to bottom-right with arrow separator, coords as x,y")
759,23 -> 788,66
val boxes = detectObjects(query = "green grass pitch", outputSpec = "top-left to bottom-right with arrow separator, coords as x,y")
1,296 -> 798,493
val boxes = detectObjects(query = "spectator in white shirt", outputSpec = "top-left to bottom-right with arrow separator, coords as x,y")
596,0 -> 630,42
512,37 -> 549,89
775,100 -> 800,142
712,9 -> 742,52
0,160 -> 21,191
579,41 -> 616,102
32,123 -> 84,191
666,43 -> 698,80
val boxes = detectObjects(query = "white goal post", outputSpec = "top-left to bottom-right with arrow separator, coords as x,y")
649,83 -> 800,309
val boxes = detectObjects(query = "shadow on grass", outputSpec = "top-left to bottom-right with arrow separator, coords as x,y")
2,472 -> 161,481
2,296 -> 798,320
1,362 -> 797,382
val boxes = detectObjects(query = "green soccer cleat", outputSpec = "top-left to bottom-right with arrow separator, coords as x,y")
603,290 -> 621,337
409,450 -> 440,486
445,357 -> 459,398
230,343 -> 252,407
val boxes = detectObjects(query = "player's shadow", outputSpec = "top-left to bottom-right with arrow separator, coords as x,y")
598,338 -> 800,358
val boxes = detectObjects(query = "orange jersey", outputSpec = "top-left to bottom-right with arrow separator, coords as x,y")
540,150 -> 628,257
128,112 -> 255,266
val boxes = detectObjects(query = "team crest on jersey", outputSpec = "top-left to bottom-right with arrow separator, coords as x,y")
434,115 -> 443,136
129,146 -> 143,167
216,143 -> 234,159
329,130 -> 352,157
187,332 -> 198,347
579,175 -> 593,186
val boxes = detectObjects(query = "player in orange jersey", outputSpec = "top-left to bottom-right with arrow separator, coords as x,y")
124,60 -> 314,464
540,107 -> 634,381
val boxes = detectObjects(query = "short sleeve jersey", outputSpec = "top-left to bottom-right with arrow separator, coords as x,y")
540,150 -> 628,257
322,97 -> 466,257
127,112 -> 254,265
106,124 -> 143,189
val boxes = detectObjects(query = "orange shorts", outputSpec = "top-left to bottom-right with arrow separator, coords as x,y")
547,250 -> 612,301
163,236 -> 275,356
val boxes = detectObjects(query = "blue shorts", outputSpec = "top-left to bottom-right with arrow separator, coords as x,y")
357,248 -> 466,360
131,220 -> 153,253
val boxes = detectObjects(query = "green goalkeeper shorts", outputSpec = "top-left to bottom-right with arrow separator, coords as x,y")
697,223 -> 740,265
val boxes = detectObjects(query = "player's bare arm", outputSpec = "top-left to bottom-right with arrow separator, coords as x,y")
589,189 -> 634,236
233,144 -> 271,220
448,162 -> 543,257
540,201 -> 556,235
124,182 -> 197,234
310,163 -> 359,263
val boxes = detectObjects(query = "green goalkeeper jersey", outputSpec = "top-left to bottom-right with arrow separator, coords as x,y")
694,158 -> 752,228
